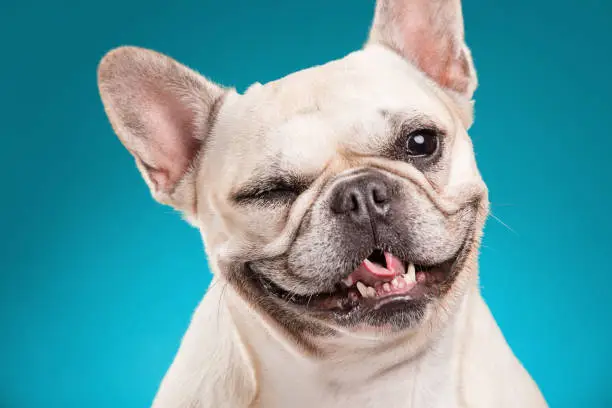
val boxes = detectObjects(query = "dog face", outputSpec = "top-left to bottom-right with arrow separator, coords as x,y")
98,0 -> 488,346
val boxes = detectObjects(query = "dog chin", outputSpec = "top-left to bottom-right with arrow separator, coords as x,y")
245,241 -> 469,333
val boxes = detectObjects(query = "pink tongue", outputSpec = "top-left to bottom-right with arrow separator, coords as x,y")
349,252 -> 406,286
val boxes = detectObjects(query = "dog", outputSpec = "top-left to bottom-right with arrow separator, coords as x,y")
97,0 -> 548,406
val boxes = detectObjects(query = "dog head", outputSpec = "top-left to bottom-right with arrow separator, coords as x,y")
98,0 -> 488,349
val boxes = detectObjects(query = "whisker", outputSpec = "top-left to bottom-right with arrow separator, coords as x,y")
216,280 -> 229,330
480,244 -> 499,253
490,212 -> 518,236
285,281 -> 304,303
207,276 -> 221,291
306,294 -> 314,309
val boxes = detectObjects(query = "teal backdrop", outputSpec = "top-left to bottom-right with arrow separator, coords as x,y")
1,0 -> 610,407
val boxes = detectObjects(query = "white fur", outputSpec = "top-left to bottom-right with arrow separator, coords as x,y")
149,46 -> 547,408
97,1 -> 548,406
152,280 -> 545,407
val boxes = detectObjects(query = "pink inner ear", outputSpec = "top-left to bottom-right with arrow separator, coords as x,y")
140,87 -> 201,193
98,46 -> 225,206
404,29 -> 468,94
385,0 -> 472,95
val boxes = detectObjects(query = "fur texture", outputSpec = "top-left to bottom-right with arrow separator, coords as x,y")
97,0 -> 548,407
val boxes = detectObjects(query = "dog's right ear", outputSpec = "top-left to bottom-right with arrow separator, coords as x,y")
97,46 -> 225,217
368,0 -> 477,102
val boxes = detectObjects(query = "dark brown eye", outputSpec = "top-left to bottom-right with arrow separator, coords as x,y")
406,130 -> 439,157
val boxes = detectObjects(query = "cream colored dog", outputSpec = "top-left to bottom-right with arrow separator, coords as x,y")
97,0 -> 547,406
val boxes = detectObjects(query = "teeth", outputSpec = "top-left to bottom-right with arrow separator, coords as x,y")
347,262 -> 418,300
402,275 -> 416,288
356,282 -> 368,297
355,281 -> 378,298
405,263 -> 416,283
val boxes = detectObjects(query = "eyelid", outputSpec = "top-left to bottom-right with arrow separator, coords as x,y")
385,111 -> 446,136
402,124 -> 445,139
250,184 -> 295,198
232,176 -> 310,204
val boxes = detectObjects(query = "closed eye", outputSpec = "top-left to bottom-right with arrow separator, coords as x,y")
232,176 -> 309,205
235,185 -> 297,203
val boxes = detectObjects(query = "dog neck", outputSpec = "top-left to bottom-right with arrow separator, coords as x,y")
225,283 -> 475,407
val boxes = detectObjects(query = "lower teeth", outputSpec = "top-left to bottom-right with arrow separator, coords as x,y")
356,282 -> 368,297
353,273 -> 418,299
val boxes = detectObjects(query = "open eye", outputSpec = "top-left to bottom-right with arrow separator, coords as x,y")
406,130 -> 439,157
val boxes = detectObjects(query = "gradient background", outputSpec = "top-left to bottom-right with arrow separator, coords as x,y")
1,0 -> 611,407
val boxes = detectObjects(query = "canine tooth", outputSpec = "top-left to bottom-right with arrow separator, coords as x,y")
383,283 -> 391,292
366,287 -> 376,298
342,275 -> 354,287
356,282 -> 368,297
397,278 -> 406,288
405,263 -> 416,283
403,275 -> 417,289
391,277 -> 399,288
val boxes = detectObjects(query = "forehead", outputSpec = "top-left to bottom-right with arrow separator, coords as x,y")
210,46 -> 456,180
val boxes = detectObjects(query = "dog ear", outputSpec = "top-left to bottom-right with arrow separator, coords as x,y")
368,0 -> 477,100
97,46 -> 225,216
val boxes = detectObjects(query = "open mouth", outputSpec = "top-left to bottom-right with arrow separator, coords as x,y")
255,249 -> 458,314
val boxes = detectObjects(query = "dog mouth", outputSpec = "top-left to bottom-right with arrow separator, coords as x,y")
254,248 -> 458,315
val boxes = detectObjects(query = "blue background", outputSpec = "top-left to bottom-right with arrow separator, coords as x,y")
1,0 -> 610,406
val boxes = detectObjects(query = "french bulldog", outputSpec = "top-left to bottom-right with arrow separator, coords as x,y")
97,0 -> 548,407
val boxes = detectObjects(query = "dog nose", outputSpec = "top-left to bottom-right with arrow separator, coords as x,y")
330,173 -> 391,224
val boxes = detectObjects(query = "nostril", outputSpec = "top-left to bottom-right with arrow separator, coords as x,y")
329,174 -> 391,220
331,187 -> 365,215
372,187 -> 388,204
349,192 -> 360,212
370,183 -> 389,205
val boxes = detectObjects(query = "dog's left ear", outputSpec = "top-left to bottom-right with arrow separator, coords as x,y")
368,0 -> 477,101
